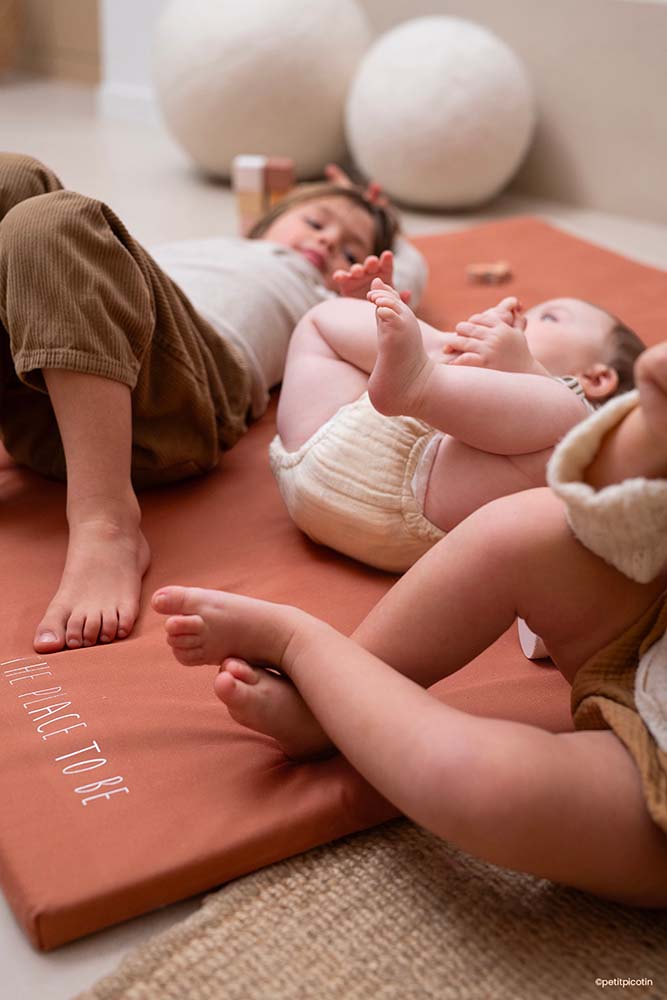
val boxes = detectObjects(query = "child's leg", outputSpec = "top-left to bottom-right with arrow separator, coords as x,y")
277,297 -> 447,451
154,488 -> 664,753
153,495 -> 667,903
1,168 -> 246,652
36,370 -> 149,651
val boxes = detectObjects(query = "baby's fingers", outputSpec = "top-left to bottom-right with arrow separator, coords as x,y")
455,321 -> 490,339
447,352 -> 487,368
443,333 -> 485,356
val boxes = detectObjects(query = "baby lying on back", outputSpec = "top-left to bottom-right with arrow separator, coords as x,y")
270,258 -> 645,572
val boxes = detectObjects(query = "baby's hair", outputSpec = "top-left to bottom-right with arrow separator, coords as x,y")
606,318 -> 646,397
247,182 -> 399,256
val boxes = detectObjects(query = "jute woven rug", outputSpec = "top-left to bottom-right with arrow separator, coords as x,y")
79,820 -> 666,1000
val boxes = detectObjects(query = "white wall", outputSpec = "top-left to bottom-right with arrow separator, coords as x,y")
97,0 -> 667,222
97,0 -> 166,123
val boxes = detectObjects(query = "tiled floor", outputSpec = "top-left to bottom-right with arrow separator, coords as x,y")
0,76 -> 665,1000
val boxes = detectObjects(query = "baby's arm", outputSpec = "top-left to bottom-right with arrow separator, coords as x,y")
548,343 -> 667,584
585,343 -> 667,486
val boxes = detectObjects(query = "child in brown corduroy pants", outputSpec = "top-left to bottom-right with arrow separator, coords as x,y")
155,342 -> 667,907
0,153 -> 404,653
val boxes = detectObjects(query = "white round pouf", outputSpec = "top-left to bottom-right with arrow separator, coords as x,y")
345,17 -> 535,208
153,0 -> 371,178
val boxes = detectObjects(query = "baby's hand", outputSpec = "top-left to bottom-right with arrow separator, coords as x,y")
333,250 -> 410,303
443,297 -> 546,375
635,343 -> 667,453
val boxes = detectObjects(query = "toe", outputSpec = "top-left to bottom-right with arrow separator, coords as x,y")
223,658 -> 260,684
65,609 -> 86,649
151,585 -> 189,615
82,612 -> 102,647
167,632 -> 203,650
117,601 -> 137,639
33,606 -> 67,653
165,613 -> 204,637
99,608 -> 119,644
213,668 -> 254,711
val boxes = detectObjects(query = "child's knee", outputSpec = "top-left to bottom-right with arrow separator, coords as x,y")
2,190 -> 97,262
0,153 -> 62,211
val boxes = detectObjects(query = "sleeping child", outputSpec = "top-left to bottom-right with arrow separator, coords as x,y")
268,264 -> 645,572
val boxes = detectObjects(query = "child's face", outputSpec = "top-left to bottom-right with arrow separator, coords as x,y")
263,196 -> 376,290
523,298 -> 613,375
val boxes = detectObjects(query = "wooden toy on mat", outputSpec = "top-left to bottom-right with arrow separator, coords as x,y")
466,260 -> 513,284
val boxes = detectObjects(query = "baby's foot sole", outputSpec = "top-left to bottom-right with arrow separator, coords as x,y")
368,291 -> 432,418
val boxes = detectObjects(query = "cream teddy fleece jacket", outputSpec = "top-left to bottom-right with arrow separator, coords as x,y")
548,389 -> 667,585
548,391 -> 667,753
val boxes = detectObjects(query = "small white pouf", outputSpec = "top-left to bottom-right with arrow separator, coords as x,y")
345,17 -> 535,208
153,0 -> 371,178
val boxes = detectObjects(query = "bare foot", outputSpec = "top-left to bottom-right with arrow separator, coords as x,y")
152,585 -> 333,759
366,277 -> 433,417
34,501 -> 150,652
214,659 -> 333,760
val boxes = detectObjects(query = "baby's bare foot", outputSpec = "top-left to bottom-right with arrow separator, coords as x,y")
153,586 -> 331,759
214,659 -> 333,760
367,277 -> 433,417
34,504 -> 150,652
152,585 -> 301,669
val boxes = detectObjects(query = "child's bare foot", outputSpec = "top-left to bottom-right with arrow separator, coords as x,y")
152,585 -> 332,759
214,659 -> 333,760
366,278 -> 433,417
34,499 -> 150,652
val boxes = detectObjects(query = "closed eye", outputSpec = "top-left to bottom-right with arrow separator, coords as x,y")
306,217 -> 323,230
541,312 -> 558,322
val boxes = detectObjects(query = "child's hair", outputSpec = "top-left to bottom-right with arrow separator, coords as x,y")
606,318 -> 646,397
247,183 -> 400,257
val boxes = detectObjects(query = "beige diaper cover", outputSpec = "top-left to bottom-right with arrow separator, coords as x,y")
269,392 -> 445,572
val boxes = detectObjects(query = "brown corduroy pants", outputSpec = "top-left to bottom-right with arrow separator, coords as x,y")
0,153 -> 251,486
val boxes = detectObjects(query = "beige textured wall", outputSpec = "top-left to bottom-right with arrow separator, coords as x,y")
19,0 -> 100,83
359,0 -> 667,223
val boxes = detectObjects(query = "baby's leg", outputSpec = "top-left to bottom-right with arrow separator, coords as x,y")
154,489 -> 664,758
153,495 -> 667,902
152,585 -> 329,759
277,297 -> 447,451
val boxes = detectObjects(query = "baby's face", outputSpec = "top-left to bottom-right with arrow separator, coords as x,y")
523,298 -> 613,375
263,196 -> 376,290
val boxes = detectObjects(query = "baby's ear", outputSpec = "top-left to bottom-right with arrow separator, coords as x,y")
578,363 -> 619,402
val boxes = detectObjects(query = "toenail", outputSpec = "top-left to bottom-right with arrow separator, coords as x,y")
117,629 -> 127,639
38,631 -> 58,643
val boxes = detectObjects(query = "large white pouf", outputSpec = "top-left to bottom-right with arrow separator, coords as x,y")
153,0 -> 371,178
346,17 -> 535,208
